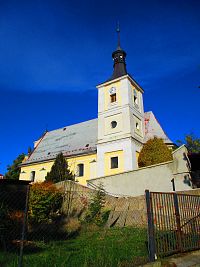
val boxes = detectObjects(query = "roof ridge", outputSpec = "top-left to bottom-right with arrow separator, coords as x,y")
48,118 -> 98,134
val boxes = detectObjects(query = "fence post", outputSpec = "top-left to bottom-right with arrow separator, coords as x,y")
171,178 -> 176,191
173,192 -> 183,252
18,184 -> 30,267
145,190 -> 156,262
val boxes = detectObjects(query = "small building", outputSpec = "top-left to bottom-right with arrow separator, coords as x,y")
0,174 -> 4,179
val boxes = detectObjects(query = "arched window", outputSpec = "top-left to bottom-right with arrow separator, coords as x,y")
133,90 -> 138,105
77,164 -> 84,177
30,171 -> 36,182
110,93 -> 117,103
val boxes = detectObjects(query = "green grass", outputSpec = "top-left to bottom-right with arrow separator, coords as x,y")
0,227 -> 148,267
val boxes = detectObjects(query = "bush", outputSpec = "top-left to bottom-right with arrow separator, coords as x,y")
138,137 -> 173,167
84,184 -> 110,226
28,182 -> 63,225
62,217 -> 81,237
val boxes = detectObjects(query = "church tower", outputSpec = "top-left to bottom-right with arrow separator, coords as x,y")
96,27 -> 145,177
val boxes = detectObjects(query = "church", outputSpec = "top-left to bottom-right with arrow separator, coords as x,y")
19,32 -> 173,186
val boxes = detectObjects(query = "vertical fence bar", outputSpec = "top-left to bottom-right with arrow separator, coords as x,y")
173,192 -> 183,253
18,184 -> 30,267
145,190 -> 156,262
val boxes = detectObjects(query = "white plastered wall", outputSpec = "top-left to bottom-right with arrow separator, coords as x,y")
97,76 -> 145,178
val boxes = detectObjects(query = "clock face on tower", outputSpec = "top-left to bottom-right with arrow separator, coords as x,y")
109,87 -> 116,95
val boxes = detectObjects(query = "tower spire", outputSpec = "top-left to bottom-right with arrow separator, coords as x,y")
110,24 -> 127,80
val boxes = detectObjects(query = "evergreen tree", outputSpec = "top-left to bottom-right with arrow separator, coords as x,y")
85,183 -> 109,226
5,153 -> 25,180
45,152 -> 74,183
138,137 -> 173,168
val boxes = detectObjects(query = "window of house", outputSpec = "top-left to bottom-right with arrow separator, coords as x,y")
133,90 -> 138,105
136,122 -> 140,131
30,171 -> 36,182
77,164 -> 84,177
111,157 -> 118,169
111,121 -> 117,128
110,93 -> 117,103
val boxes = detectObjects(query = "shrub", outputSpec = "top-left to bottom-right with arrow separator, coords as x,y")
62,217 -> 81,237
84,184 -> 110,226
28,182 -> 63,225
138,137 -> 173,167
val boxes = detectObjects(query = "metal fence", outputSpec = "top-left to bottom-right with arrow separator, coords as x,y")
0,180 -> 149,267
0,180 -> 30,267
146,190 -> 200,261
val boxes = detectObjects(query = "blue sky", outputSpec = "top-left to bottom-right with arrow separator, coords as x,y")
0,0 -> 199,174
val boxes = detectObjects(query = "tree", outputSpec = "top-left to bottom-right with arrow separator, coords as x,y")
138,137 -> 173,168
84,183 -> 110,226
177,134 -> 200,153
5,153 -> 25,180
45,152 -> 74,183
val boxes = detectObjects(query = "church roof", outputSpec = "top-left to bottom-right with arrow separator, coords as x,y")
23,119 -> 98,166
21,111 -> 173,166
144,111 -> 172,144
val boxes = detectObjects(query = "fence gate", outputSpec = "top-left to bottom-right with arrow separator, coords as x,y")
146,190 -> 200,261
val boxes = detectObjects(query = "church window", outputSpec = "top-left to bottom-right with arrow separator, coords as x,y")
30,171 -> 36,182
77,164 -> 84,177
111,157 -> 118,169
134,90 -> 138,105
110,93 -> 117,103
136,122 -> 140,131
111,121 -> 117,128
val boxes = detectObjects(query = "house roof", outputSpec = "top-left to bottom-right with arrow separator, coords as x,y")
21,111 -> 173,166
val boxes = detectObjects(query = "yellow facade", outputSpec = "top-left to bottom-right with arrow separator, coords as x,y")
20,153 -> 97,186
104,150 -> 124,176
20,149 -> 127,185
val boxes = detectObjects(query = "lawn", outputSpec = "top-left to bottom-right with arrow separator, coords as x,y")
0,227 -> 149,267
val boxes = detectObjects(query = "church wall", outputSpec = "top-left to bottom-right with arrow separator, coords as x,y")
88,146 -> 192,197
104,150 -> 124,176
20,161 -> 54,182
67,153 -> 97,185
97,137 -> 138,177
19,153 -> 97,186
88,161 -> 192,197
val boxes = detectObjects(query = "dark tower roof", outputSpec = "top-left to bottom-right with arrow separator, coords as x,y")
110,24 -> 127,80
